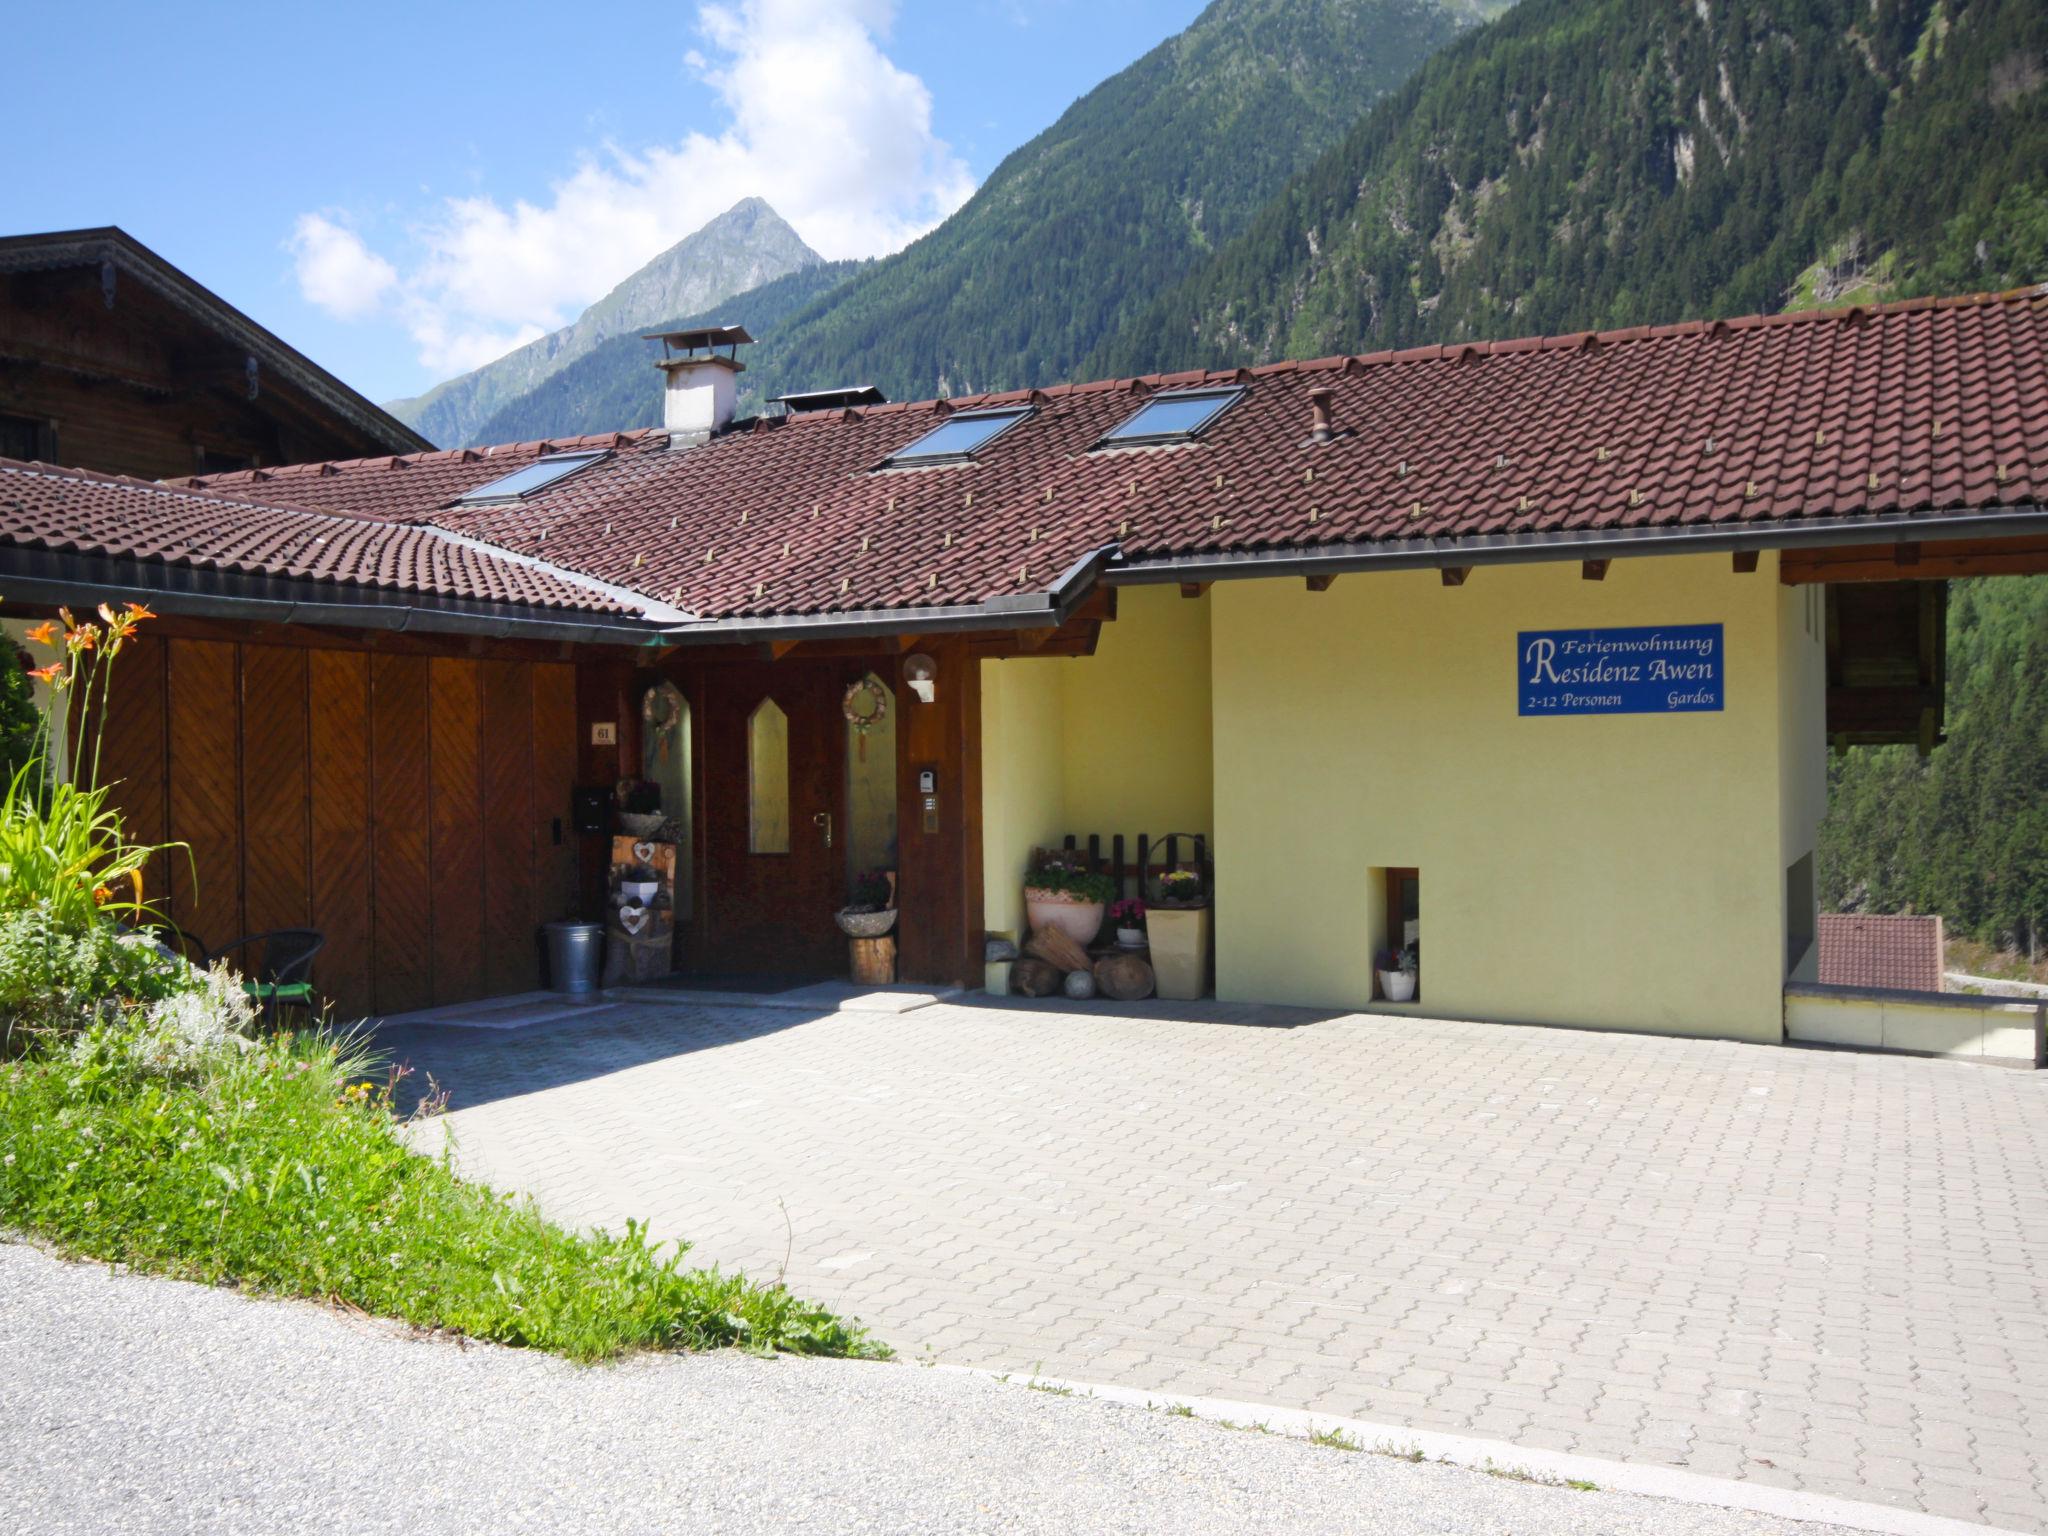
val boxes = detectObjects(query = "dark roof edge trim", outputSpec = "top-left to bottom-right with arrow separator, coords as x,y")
1104,507 -> 2048,585
0,228 -> 430,456
0,547 -> 664,646
657,545 -> 1114,646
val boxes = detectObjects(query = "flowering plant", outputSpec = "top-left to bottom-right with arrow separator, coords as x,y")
1151,868 -> 1207,907
3,602 -> 176,932
846,869 -> 893,912
1376,942 -> 1419,975
1024,847 -> 1115,905
1108,898 -> 1146,929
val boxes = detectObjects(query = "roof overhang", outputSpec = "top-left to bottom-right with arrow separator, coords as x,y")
0,545 -> 666,647
0,227 -> 430,456
1104,506 -> 2048,586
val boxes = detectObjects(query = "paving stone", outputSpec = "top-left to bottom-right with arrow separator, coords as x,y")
383,996 -> 2048,1528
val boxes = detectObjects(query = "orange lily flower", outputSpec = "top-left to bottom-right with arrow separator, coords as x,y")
124,601 -> 157,622
23,620 -> 58,646
27,662 -> 64,684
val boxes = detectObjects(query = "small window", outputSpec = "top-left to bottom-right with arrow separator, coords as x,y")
747,698 -> 790,854
453,450 -> 607,505
882,407 -> 1030,467
1097,386 -> 1243,449
0,412 -> 48,462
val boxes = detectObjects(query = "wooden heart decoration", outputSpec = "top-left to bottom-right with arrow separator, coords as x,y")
632,840 -> 657,865
618,904 -> 650,936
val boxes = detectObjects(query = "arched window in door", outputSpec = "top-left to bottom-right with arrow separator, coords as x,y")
843,672 -> 897,883
747,697 -> 790,854
641,682 -> 693,918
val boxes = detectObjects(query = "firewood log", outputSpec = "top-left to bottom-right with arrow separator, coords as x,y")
1025,923 -> 1092,974
1093,951 -> 1155,1002
1010,957 -> 1063,997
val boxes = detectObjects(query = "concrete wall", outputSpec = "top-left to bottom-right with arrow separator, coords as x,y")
1787,984 -> 2045,1065
1208,553 -> 1800,1042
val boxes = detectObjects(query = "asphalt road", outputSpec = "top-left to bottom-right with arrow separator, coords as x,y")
0,1241 -> 1881,1536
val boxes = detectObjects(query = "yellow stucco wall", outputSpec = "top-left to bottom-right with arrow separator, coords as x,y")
1059,584 -> 1214,843
1207,553 -> 1806,1042
980,584 -> 1217,945
980,655 -> 1066,948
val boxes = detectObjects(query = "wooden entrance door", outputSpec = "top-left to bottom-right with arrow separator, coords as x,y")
699,662 -> 847,974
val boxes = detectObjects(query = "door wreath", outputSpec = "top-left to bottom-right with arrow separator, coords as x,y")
843,677 -> 889,761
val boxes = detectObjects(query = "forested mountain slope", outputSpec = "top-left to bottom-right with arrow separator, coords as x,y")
470,0 -> 1491,439
1096,0 -> 2048,374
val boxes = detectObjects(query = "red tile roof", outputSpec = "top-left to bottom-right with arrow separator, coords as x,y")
1817,913 -> 1945,993
162,285 -> 2047,626
0,284 -> 2027,635
0,459 -> 639,615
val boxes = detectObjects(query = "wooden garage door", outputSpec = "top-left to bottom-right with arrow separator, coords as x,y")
97,632 -> 589,1020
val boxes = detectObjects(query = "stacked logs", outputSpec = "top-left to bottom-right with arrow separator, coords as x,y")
1010,925 -> 1154,1002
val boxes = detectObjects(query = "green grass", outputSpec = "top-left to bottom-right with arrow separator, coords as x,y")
0,1028 -> 884,1364
1310,1425 -> 1363,1451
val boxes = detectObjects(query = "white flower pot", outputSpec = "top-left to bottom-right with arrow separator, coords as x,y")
1148,906 -> 1211,1001
1024,888 -> 1105,947
1378,969 -> 1417,1003
1116,927 -> 1146,950
620,880 -> 659,904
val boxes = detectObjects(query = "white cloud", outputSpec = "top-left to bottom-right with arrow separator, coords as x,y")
287,214 -> 397,321
292,0 -> 975,379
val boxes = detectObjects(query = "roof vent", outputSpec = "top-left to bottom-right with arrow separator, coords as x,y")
1308,387 -> 1335,444
646,325 -> 754,450
772,385 -> 888,414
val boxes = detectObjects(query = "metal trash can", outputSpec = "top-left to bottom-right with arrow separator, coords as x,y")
543,921 -> 605,995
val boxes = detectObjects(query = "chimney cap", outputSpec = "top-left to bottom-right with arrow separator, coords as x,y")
771,385 -> 888,413
643,324 -> 755,352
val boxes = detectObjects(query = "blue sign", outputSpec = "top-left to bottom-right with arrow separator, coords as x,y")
1518,624 -> 1723,716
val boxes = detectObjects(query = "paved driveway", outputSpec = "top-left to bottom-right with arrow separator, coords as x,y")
385,997 -> 2048,1530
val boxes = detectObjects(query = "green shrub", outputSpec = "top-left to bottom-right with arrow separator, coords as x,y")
0,1028 -> 883,1363
0,902 -> 195,1052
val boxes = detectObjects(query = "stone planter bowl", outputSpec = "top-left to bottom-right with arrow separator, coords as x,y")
1023,887 -> 1106,948
836,907 -> 898,938
616,811 -> 665,837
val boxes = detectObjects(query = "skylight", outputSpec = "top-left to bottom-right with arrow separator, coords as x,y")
454,450 -> 607,505
882,407 -> 1030,467
1098,386 -> 1244,448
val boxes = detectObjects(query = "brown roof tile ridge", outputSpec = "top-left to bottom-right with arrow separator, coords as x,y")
0,455 -> 422,527
412,521 -> 693,622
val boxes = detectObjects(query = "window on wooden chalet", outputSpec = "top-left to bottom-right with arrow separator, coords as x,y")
0,412 -> 52,463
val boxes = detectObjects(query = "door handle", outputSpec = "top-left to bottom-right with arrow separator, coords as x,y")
812,811 -> 833,849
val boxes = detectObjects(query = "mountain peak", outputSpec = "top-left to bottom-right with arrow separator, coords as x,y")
388,198 -> 821,448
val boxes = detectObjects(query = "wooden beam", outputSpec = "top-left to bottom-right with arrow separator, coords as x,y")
1014,627 -> 1055,652
769,639 -> 803,661
1893,541 -> 1922,570
1581,559 -> 1609,581
1732,550 -> 1760,574
1440,566 -> 1471,587
1305,574 -> 1337,593
1781,536 -> 2048,584
1178,582 -> 1209,599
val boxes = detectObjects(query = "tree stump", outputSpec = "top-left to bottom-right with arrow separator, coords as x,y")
1010,957 -> 1063,997
850,935 -> 896,986
1093,951 -> 1155,1002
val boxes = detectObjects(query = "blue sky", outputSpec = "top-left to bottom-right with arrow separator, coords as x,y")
13,0 -> 1208,403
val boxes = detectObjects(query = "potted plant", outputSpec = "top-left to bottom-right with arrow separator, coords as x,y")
615,778 -> 665,837
1146,861 -> 1212,1002
1109,897 -> 1147,950
1376,941 -> 1419,1003
1023,848 -> 1114,947
836,868 -> 897,937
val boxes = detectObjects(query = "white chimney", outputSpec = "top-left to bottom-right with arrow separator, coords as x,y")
647,325 -> 753,449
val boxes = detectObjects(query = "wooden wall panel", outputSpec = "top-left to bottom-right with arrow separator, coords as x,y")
307,649 -> 373,1021
95,631 -> 169,914
165,638 -> 242,953
240,645 -> 311,936
370,654 -> 432,1015
427,658 -> 485,1004
481,660 -> 538,994
531,663 -> 581,928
